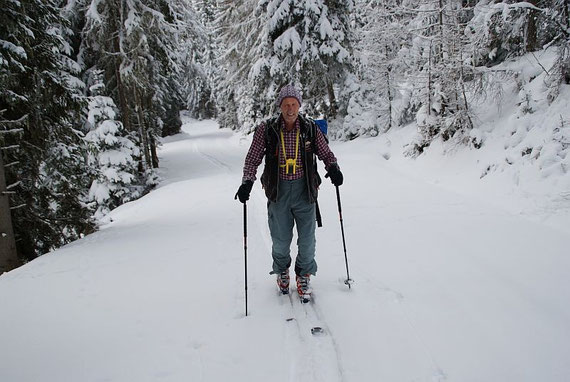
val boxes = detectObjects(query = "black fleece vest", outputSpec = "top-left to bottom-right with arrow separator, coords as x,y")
260,115 -> 321,203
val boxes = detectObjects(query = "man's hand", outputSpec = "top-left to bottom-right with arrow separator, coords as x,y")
325,163 -> 343,186
235,180 -> 254,203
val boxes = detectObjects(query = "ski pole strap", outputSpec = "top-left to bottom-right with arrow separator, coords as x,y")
315,199 -> 322,228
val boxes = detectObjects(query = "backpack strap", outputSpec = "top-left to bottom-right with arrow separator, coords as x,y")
263,116 -> 281,157
299,115 -> 324,228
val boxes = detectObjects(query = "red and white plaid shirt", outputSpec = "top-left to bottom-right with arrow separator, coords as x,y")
242,118 -> 337,182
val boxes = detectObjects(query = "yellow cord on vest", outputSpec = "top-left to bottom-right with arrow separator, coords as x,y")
280,128 -> 300,174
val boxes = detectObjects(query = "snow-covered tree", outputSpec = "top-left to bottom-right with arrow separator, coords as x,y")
400,0 -> 475,154
341,0 -> 411,139
0,0 -> 96,260
185,0 -> 217,120
467,1 -> 537,67
79,0 -> 190,170
214,0 -> 265,131
0,115 -> 22,273
85,71 -> 139,220
542,0 -> 570,101
250,0 -> 356,123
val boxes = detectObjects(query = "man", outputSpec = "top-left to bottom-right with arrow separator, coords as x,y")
235,84 -> 343,302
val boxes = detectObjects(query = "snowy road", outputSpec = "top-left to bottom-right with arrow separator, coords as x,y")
1,117 -> 569,382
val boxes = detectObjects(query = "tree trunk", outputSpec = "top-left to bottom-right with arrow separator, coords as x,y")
134,88 -> 151,169
0,152 -> 20,274
327,80 -> 337,118
428,42 -> 432,116
438,0 -> 445,62
385,45 -> 393,132
111,1 -> 131,133
526,0 -> 539,52
562,0 -> 570,28
149,134 -> 159,168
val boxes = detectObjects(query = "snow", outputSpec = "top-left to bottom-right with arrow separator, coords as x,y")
85,0 -> 103,25
268,0 -> 295,32
1,116 -> 570,381
0,39 -> 26,58
274,27 -> 302,55
88,180 -> 110,204
125,8 -> 140,36
98,149 -> 136,167
319,13 -> 334,40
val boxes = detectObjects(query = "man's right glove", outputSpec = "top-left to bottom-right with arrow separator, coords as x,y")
235,180 -> 253,203
325,163 -> 343,186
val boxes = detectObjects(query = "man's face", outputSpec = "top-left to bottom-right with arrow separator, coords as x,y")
280,97 -> 300,126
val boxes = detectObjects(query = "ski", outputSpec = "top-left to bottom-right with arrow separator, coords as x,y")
310,326 -> 324,335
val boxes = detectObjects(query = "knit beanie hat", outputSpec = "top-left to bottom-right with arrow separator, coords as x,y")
276,84 -> 302,107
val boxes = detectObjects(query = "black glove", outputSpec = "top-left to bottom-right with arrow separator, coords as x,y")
325,163 -> 343,186
235,180 -> 253,203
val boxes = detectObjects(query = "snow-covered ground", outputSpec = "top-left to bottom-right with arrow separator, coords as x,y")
1,116 -> 569,382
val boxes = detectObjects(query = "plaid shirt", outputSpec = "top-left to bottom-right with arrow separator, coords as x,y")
242,118 -> 337,182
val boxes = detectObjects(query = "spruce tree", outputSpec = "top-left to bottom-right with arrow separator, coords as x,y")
85,70 -> 139,220
186,0 -> 217,121
1,0 -> 94,260
404,0 -> 474,154
343,0 -> 410,139
214,0 -> 264,130
252,0 -> 356,121
0,117 -> 21,273
80,0 -> 190,179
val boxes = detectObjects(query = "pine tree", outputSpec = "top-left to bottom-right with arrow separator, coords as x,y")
186,0 -> 217,120
403,0 -> 474,154
342,0 -> 411,139
1,0 -> 95,260
252,0 -> 356,122
543,0 -> 570,101
0,0 -> 28,268
80,0 -> 191,181
214,0 -> 265,130
0,115 -> 22,273
85,70 -> 139,220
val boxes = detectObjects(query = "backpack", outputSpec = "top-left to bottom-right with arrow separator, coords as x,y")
314,119 -> 328,140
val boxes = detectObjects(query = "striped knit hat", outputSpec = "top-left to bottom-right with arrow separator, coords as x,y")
276,84 -> 302,107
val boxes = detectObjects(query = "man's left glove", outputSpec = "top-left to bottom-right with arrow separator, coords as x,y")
325,163 -> 343,186
235,180 -> 254,203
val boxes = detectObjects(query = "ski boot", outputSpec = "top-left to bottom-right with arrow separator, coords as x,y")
296,274 -> 312,303
277,269 -> 290,294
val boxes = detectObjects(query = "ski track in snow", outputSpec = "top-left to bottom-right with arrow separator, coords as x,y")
1,118 -> 569,382
250,183 -> 345,382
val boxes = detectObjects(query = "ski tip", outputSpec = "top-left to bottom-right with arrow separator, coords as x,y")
311,327 -> 324,335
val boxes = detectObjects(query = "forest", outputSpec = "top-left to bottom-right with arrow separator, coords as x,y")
1,0 -> 569,272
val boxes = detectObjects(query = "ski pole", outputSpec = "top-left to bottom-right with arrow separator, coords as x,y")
335,186 -> 353,288
243,201 -> 249,316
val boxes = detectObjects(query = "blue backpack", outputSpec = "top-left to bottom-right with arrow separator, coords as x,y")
314,119 -> 328,136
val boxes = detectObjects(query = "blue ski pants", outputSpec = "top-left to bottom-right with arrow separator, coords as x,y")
268,178 -> 317,276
